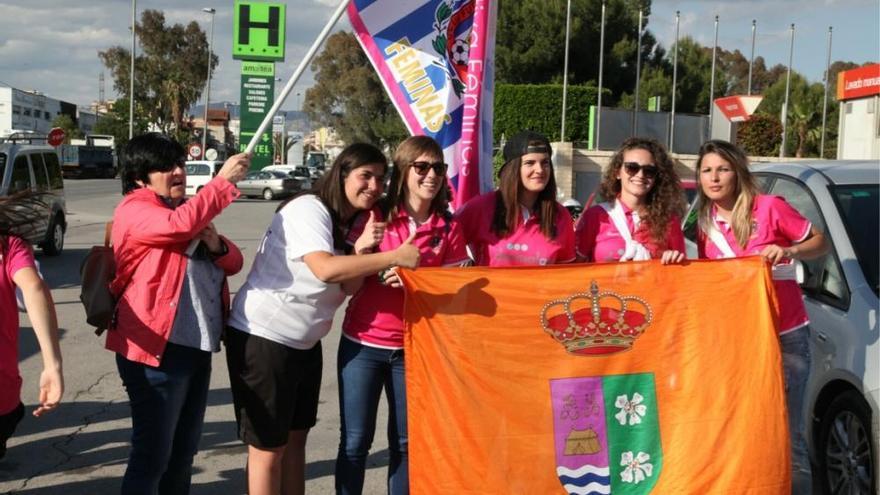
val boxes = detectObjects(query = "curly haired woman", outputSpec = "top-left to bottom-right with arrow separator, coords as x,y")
575,137 -> 686,264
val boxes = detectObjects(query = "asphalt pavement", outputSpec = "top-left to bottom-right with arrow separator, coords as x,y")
0,179 -> 391,494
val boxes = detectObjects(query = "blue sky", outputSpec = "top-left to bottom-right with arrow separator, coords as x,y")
0,0 -> 877,110
650,0 -> 879,83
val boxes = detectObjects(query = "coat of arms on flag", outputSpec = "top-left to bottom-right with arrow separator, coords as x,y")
550,374 -> 661,495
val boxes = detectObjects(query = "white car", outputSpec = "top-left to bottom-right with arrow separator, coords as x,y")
184,160 -> 223,196
684,160 -> 878,493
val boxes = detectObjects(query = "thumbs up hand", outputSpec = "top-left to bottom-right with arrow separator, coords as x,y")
392,229 -> 421,269
354,210 -> 386,254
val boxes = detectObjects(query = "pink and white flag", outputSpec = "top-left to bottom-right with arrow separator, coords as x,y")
348,0 -> 497,209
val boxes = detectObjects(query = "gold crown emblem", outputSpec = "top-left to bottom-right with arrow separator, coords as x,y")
541,281 -> 653,356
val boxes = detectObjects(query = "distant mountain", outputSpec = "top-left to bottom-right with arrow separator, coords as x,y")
189,102 -> 308,123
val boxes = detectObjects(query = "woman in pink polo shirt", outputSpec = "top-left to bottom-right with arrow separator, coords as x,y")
695,139 -> 828,493
456,130 -> 575,267
335,136 -> 469,495
575,137 -> 686,264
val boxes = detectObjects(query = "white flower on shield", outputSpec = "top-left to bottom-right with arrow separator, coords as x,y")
620,451 -> 653,484
614,393 -> 647,426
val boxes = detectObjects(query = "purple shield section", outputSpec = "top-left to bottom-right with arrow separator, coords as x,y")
549,377 -> 610,471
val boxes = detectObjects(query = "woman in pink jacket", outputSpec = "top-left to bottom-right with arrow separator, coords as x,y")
109,133 -> 249,495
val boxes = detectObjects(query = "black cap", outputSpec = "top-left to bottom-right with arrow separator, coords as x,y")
500,130 -> 551,175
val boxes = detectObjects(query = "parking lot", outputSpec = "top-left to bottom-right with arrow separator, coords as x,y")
0,178 -> 390,494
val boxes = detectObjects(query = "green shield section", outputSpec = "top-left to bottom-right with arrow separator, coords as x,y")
602,373 -> 662,493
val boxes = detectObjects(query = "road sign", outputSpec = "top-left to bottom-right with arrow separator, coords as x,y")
47,127 -> 65,147
205,148 -> 219,161
714,95 -> 763,123
239,67 -> 275,169
188,143 -> 203,160
233,1 -> 286,62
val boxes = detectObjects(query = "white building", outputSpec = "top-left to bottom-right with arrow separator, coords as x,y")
836,64 -> 880,160
0,87 -> 78,137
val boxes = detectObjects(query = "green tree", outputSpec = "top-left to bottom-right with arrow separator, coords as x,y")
496,0 -> 662,103
99,9 -> 217,141
50,114 -> 83,143
304,31 -> 408,148
758,72 -> 826,157
737,113 -> 782,157
93,101 -> 149,152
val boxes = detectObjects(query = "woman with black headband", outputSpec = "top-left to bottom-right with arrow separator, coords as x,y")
456,130 -> 575,267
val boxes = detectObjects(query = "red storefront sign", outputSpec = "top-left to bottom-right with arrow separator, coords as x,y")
713,95 -> 763,122
837,64 -> 880,101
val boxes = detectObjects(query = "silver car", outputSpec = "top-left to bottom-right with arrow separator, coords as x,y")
685,160 -> 878,493
236,170 -> 299,200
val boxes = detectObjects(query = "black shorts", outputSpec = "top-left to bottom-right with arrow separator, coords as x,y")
225,327 -> 322,449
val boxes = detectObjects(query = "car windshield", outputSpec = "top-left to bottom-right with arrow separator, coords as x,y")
831,184 -> 879,296
269,171 -> 288,179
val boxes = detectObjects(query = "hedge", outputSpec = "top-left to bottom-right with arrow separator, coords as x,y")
493,83 -> 601,143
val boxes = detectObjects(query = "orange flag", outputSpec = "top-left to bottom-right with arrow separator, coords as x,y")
400,257 -> 790,494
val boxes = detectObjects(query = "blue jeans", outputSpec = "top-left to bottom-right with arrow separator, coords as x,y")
116,343 -> 212,495
780,327 -> 812,494
335,337 -> 408,495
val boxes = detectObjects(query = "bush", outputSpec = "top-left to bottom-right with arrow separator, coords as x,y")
737,114 -> 782,157
494,83 -> 601,143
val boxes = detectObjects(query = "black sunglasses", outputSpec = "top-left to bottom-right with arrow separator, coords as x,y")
622,162 -> 658,179
411,161 -> 448,176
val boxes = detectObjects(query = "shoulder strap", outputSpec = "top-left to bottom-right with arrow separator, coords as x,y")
600,201 -> 634,243
705,220 -> 737,259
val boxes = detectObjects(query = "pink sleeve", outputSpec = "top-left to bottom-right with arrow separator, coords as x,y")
575,207 -> 601,261
442,219 -> 471,266
666,216 -> 686,253
5,236 -> 36,282
769,196 -> 812,243
556,207 -> 576,263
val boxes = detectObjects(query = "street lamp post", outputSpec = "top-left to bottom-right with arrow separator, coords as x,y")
129,0 -> 136,140
201,7 -> 216,160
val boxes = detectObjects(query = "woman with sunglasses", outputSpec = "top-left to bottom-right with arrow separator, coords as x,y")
456,130 -> 575,266
695,140 -> 828,493
575,137 -> 686,264
335,136 -> 469,495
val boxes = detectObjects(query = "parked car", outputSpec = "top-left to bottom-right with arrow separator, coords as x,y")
237,170 -> 299,200
184,160 -> 223,196
0,137 -> 67,255
683,160 -> 878,493
261,164 -> 312,190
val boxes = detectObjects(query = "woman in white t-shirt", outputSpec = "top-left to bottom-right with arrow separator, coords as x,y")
225,143 -> 420,495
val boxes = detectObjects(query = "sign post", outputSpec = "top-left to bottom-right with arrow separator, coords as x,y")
234,1 -> 286,169
239,61 -> 276,169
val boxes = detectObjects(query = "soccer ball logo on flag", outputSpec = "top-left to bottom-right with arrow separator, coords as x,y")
430,0 -> 475,97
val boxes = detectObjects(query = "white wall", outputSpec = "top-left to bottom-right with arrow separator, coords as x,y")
837,95 -> 880,160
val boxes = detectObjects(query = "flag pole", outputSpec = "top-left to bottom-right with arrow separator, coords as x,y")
669,10 -> 679,151
595,1 -> 606,150
780,24 -> 794,158
708,15 -> 718,134
245,0 -> 350,155
560,0 -> 572,142
820,26 -> 832,159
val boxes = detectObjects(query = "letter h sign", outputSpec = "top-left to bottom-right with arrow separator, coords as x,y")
233,1 -> 286,62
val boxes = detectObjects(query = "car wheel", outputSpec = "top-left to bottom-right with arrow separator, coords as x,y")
262,188 -> 275,200
818,390 -> 875,494
42,215 -> 65,256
